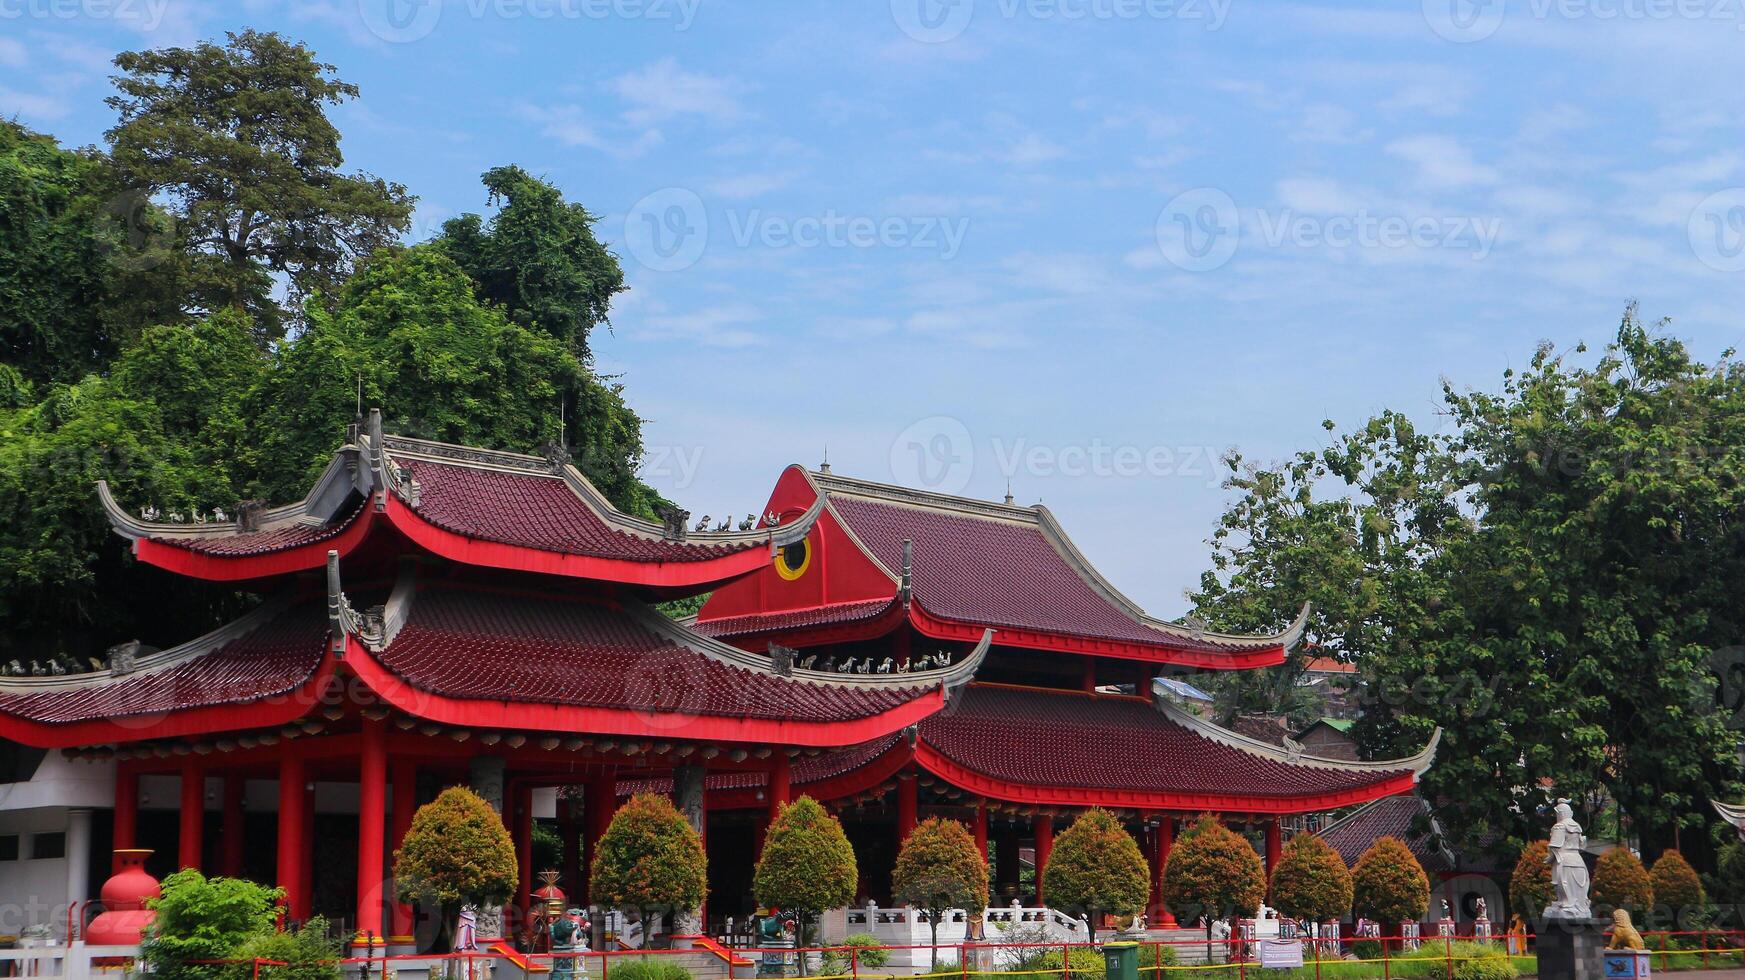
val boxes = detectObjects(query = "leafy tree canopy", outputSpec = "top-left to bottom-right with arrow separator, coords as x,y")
754,795 -> 858,920
394,786 -> 519,911
1649,850 -> 1706,922
1046,808 -> 1150,921
1592,848 -> 1654,916
1509,841 -> 1551,921
1269,832 -> 1354,924
435,165 -> 625,359
1191,307 -> 1745,861
1164,815 -> 1265,928
142,869 -> 284,980
1351,836 -> 1430,925
106,29 -> 413,340
590,792 -> 708,922
892,816 -> 989,965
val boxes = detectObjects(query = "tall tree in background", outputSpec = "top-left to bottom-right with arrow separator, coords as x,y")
0,121 -> 184,383
435,165 -> 625,359
891,817 -> 988,967
106,30 -> 413,341
1191,309 -> 1745,864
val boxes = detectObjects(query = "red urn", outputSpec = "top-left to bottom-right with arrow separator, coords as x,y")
85,849 -> 160,946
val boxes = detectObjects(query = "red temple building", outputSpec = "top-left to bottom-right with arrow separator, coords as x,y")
0,415 -> 1436,952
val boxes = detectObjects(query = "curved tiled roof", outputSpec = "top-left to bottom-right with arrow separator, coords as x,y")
151,502 -> 367,557
400,458 -> 739,563
917,685 -> 1416,801
373,585 -> 936,722
812,472 -> 1303,657
1319,796 -> 1449,871
0,602 -> 327,724
689,597 -> 897,639
617,734 -> 906,798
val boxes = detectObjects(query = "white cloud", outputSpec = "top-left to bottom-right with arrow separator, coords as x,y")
638,305 -> 766,348
1275,177 -> 1367,215
705,171 -> 799,200
1385,135 -> 1499,189
0,37 -> 27,68
517,104 -> 663,158
0,85 -> 71,120
612,59 -> 746,128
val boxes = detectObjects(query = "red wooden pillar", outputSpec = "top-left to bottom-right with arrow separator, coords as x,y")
514,782 -> 534,934
389,759 -> 417,943
354,719 -> 387,948
221,774 -> 245,877
1033,814 -> 1054,905
1081,658 -> 1097,693
277,752 -> 309,920
113,765 -> 139,851
896,774 -> 918,842
768,754 -> 792,823
1265,817 -> 1282,877
561,794 -> 582,899
300,781 -> 317,918
974,802 -> 989,858
178,758 -> 204,870
1154,816 -> 1176,927
584,771 -> 617,905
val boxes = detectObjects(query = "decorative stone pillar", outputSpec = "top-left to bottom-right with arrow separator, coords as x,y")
671,764 -> 706,937
469,755 -> 507,940
66,808 -> 92,936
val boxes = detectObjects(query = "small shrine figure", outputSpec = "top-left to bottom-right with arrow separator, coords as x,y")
1607,909 -> 1646,951
1473,898 -> 1491,940
455,905 -> 480,952
550,907 -> 590,980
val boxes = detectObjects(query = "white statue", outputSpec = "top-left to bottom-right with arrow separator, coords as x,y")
1545,800 -> 1592,918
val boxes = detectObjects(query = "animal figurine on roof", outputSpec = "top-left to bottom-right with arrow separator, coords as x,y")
739,516 -> 755,530
715,517 -> 731,532
694,514 -> 712,532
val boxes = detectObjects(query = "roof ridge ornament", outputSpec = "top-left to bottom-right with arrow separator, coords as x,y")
899,539 -> 913,605
368,408 -> 388,512
326,549 -> 384,656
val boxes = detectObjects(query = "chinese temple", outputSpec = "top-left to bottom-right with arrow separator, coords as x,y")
0,415 -> 1436,951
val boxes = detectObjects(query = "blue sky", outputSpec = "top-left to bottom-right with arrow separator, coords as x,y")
5,0 -> 1744,617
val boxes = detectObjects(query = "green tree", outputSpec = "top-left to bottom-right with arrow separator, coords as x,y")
1508,841 -> 1551,921
106,30 -> 413,340
394,786 -> 519,949
1192,308 -> 1745,862
1164,815 -> 1263,939
234,917 -> 342,980
892,816 -> 989,967
1046,808 -> 1150,938
247,247 -> 663,516
0,120 -> 183,382
434,165 -> 625,358
591,792 -> 708,941
141,869 -> 284,980
1592,848 -> 1654,917
1351,837 -> 1430,928
1649,850 -> 1706,924
754,796 -> 857,971
1269,833 -> 1353,924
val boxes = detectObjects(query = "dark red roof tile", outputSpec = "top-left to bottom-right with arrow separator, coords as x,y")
828,495 -> 1211,648
151,503 -> 365,556
402,459 -> 748,563
0,604 -> 327,724
919,685 -> 1411,799
376,586 -> 931,722
693,598 -> 896,638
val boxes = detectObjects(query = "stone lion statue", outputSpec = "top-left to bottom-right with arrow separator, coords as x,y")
1607,908 -> 1645,951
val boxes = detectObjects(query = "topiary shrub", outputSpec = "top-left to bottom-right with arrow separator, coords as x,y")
1592,848 -> 1654,916
1649,850 -> 1707,925
1163,813 -> 1265,939
394,786 -> 519,950
1509,841 -> 1551,919
754,796 -> 857,972
142,870 -> 284,980
1270,833 -> 1353,924
893,816 -> 988,967
1451,943 -> 1519,980
1045,808 -> 1150,938
1351,836 -> 1430,927
591,792 -> 708,940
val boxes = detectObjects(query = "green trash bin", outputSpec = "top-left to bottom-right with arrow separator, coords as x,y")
1103,942 -> 1139,980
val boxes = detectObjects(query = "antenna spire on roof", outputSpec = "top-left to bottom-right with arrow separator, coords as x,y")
820,447 -> 831,474
1004,480 -> 1014,505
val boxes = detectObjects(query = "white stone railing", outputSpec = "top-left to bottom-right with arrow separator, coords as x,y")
0,943 -> 141,979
